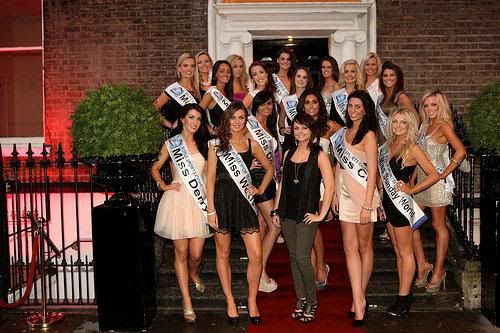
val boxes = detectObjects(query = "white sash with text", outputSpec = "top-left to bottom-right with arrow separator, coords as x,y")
246,115 -> 276,179
167,134 -> 208,219
378,143 -> 427,229
282,94 -> 298,122
210,139 -> 257,214
331,127 -> 368,188
164,82 -> 197,106
272,74 -> 289,103
332,88 -> 348,123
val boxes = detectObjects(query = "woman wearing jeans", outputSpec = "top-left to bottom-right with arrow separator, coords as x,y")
271,113 -> 334,323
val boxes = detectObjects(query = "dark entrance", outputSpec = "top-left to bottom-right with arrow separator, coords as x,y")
253,38 -> 329,87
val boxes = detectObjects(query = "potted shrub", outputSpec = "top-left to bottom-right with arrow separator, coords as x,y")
71,84 -> 163,193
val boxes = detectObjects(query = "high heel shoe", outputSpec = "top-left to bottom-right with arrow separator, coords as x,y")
386,293 -> 413,317
194,278 -> 205,293
246,302 -> 262,325
414,263 -> 433,288
299,302 -> 318,323
425,272 -> 446,293
226,314 -> 240,326
315,264 -> 330,291
291,298 -> 307,319
352,299 -> 368,327
183,307 -> 196,323
347,310 -> 355,319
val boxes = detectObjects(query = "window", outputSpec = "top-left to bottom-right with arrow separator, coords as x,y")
0,0 -> 44,152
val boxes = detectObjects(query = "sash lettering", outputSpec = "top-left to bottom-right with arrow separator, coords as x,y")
164,82 -> 197,106
331,127 -> 369,188
246,115 -> 277,180
282,94 -> 298,121
210,139 -> 258,215
167,134 -> 208,219
378,144 -> 427,229
332,88 -> 348,123
272,74 -> 289,103
370,92 -> 388,139
208,86 -> 231,111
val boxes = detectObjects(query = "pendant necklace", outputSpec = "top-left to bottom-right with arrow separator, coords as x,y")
293,162 -> 302,184
230,136 -> 245,146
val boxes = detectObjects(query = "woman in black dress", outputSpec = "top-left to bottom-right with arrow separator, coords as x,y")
206,102 -> 274,325
378,108 -> 439,316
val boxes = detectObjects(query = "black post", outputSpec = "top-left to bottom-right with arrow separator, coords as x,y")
480,154 -> 500,327
0,144 -> 11,301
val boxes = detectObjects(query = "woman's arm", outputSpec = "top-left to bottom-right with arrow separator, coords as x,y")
150,143 -> 180,191
271,150 -> 288,228
278,102 -> 288,135
360,131 -> 378,224
153,91 -> 170,111
400,144 -> 440,195
206,142 -> 219,230
439,123 -> 467,179
242,94 -> 253,109
250,140 -> 274,195
304,152 -> 334,224
199,92 -> 213,109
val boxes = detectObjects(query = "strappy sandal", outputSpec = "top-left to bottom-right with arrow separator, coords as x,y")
300,302 -> 318,323
183,307 -> 196,323
291,298 -> 306,319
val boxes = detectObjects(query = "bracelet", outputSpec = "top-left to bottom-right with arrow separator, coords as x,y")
361,204 -> 375,211
207,210 -> 216,216
270,209 -> 279,217
156,180 -> 163,190
279,127 -> 285,134
450,158 -> 460,165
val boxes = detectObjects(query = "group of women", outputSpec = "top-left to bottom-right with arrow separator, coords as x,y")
150,48 -> 467,327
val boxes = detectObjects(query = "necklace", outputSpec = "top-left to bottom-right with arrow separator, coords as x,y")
230,136 -> 245,146
293,162 -> 303,184
200,81 -> 211,87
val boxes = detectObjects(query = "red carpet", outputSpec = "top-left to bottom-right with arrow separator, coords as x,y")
249,220 -> 367,332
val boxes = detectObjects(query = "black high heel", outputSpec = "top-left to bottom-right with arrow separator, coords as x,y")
352,299 -> 369,327
347,310 -> 355,319
226,314 -> 240,326
246,302 -> 262,325
386,293 -> 413,317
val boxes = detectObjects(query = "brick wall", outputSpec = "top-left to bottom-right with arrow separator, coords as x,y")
377,0 -> 499,112
43,0 -> 208,151
43,0 -> 499,150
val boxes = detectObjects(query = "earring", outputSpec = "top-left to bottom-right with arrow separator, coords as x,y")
177,72 -> 181,79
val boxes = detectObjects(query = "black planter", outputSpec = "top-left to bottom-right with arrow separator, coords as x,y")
88,155 -> 156,195
480,154 -> 500,327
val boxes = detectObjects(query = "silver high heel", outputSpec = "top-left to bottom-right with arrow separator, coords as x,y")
425,272 -> 446,293
414,263 -> 433,288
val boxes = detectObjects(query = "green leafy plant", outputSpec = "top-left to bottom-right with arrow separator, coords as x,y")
464,81 -> 500,153
71,84 -> 163,158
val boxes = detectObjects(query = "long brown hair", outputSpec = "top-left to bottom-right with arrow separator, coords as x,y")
216,101 -> 247,153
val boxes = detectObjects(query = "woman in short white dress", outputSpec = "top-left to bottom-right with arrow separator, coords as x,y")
152,104 -> 211,323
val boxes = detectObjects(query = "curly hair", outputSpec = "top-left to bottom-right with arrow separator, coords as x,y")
216,101 -> 247,153
386,108 -> 419,168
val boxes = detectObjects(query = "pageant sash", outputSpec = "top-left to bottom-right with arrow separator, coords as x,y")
207,86 -> 231,111
282,94 -> 298,121
209,139 -> 258,215
332,88 -> 348,123
272,74 -> 289,103
370,92 -> 388,139
164,82 -> 197,105
167,134 -> 208,218
378,143 -> 427,229
246,115 -> 277,179
331,127 -> 368,188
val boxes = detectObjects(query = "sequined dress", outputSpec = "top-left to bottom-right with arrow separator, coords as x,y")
414,128 -> 453,207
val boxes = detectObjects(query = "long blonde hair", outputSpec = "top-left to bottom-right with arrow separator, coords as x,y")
176,53 -> 200,100
193,51 -> 213,92
419,90 -> 453,127
226,54 -> 249,93
386,108 -> 419,168
339,59 -> 365,91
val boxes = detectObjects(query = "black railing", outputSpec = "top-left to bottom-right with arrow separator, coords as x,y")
0,143 -> 165,306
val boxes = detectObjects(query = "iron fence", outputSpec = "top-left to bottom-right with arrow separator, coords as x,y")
0,143 -> 164,306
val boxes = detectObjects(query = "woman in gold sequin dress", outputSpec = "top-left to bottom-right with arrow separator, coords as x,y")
412,91 -> 466,293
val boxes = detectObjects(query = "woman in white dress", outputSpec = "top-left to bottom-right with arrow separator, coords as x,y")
151,104 -> 211,323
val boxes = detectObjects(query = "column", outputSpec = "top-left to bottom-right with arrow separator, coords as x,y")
330,30 -> 367,64
217,31 -> 253,64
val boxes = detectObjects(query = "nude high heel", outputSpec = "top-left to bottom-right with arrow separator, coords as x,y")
425,272 -> 446,293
